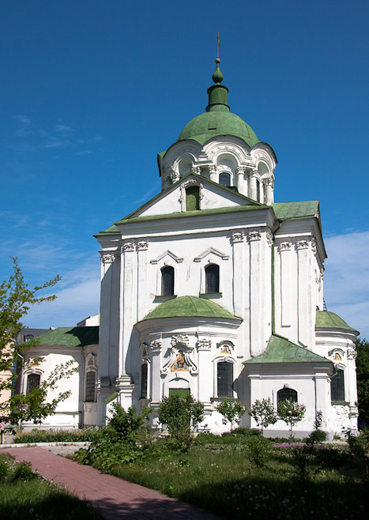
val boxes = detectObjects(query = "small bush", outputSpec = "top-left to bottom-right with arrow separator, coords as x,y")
0,455 -> 11,481
14,427 -> 101,443
308,429 -> 327,444
12,461 -> 38,482
245,435 -> 271,467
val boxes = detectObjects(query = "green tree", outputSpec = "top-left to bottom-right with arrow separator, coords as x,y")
355,338 -> 369,427
0,257 -> 75,426
216,398 -> 246,431
247,398 -> 277,432
277,398 -> 306,440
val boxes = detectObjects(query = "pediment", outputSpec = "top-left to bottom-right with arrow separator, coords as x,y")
194,247 -> 229,262
150,250 -> 184,265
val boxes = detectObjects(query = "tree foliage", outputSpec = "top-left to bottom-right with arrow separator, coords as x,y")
216,398 -> 246,431
355,337 -> 369,427
277,398 -> 306,439
0,257 -> 75,426
247,398 -> 277,432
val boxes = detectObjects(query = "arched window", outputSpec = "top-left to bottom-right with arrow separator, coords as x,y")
219,172 -> 231,187
26,373 -> 40,394
85,371 -> 96,402
141,364 -> 148,399
205,264 -> 219,293
186,186 -> 200,211
217,361 -> 233,397
277,387 -> 297,403
331,369 -> 345,402
161,266 -> 174,296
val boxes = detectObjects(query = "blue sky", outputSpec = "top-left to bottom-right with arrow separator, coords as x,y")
1,0 -> 368,338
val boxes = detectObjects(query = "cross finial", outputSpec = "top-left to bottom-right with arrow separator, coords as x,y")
216,33 -> 220,62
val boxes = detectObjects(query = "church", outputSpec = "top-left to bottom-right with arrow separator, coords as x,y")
29,56 -> 358,438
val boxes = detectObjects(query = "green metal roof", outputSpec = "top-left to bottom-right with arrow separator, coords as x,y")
177,111 -> 259,149
316,311 -> 356,332
244,334 -> 330,364
35,326 -> 99,347
142,296 -> 241,321
272,201 -> 319,221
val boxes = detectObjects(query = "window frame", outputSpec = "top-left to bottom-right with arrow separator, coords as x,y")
161,265 -> 175,296
331,368 -> 345,403
85,370 -> 97,402
205,263 -> 220,294
215,359 -> 234,398
26,373 -> 41,395
277,387 -> 298,404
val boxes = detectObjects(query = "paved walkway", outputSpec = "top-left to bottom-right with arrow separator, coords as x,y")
2,446 -> 223,520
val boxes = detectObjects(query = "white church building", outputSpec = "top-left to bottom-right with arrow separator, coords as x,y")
30,58 -> 358,437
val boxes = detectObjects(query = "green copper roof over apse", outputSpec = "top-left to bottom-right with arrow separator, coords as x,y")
35,326 -> 99,347
316,311 -> 357,332
143,296 -> 241,321
176,59 -> 259,149
244,334 -> 330,364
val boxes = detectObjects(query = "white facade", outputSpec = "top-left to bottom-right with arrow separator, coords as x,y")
95,63 -> 358,438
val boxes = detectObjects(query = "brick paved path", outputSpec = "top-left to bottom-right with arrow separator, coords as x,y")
2,447 -> 223,520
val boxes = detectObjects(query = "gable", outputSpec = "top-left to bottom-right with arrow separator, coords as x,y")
121,173 -> 260,221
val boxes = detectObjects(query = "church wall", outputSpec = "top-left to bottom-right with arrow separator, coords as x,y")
21,347 -> 83,430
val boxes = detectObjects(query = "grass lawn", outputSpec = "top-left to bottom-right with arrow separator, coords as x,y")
76,434 -> 369,520
0,453 -> 104,520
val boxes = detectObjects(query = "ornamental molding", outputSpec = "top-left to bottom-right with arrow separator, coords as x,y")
278,241 -> 292,252
266,229 -> 274,247
137,240 -> 149,251
150,340 -> 162,353
170,334 -> 190,349
101,252 -> 117,264
170,171 -> 180,184
194,247 -> 229,262
196,339 -> 212,351
236,166 -> 246,175
122,241 -> 135,253
311,238 -> 317,254
248,230 -> 261,242
231,231 -> 245,244
150,250 -> 184,265
296,239 -> 309,250
347,348 -> 357,360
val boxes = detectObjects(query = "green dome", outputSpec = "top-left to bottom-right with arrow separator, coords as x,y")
177,111 -> 259,148
143,296 -> 241,321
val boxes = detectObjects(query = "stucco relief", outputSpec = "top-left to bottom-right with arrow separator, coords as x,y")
101,253 -> 117,264
278,241 -> 292,252
137,240 -> 149,251
196,339 -> 212,351
150,340 -> 162,353
122,242 -> 135,253
248,230 -> 261,242
231,231 -> 244,244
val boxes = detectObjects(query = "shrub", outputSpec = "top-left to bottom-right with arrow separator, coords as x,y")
245,435 -> 271,467
12,461 -> 38,481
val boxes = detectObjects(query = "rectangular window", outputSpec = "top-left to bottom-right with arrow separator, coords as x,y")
85,371 -> 96,402
141,364 -> 148,399
217,362 -> 233,397
26,373 -> 40,394
331,369 -> 345,402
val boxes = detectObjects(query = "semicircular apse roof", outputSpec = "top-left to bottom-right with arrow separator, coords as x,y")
142,295 -> 241,321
